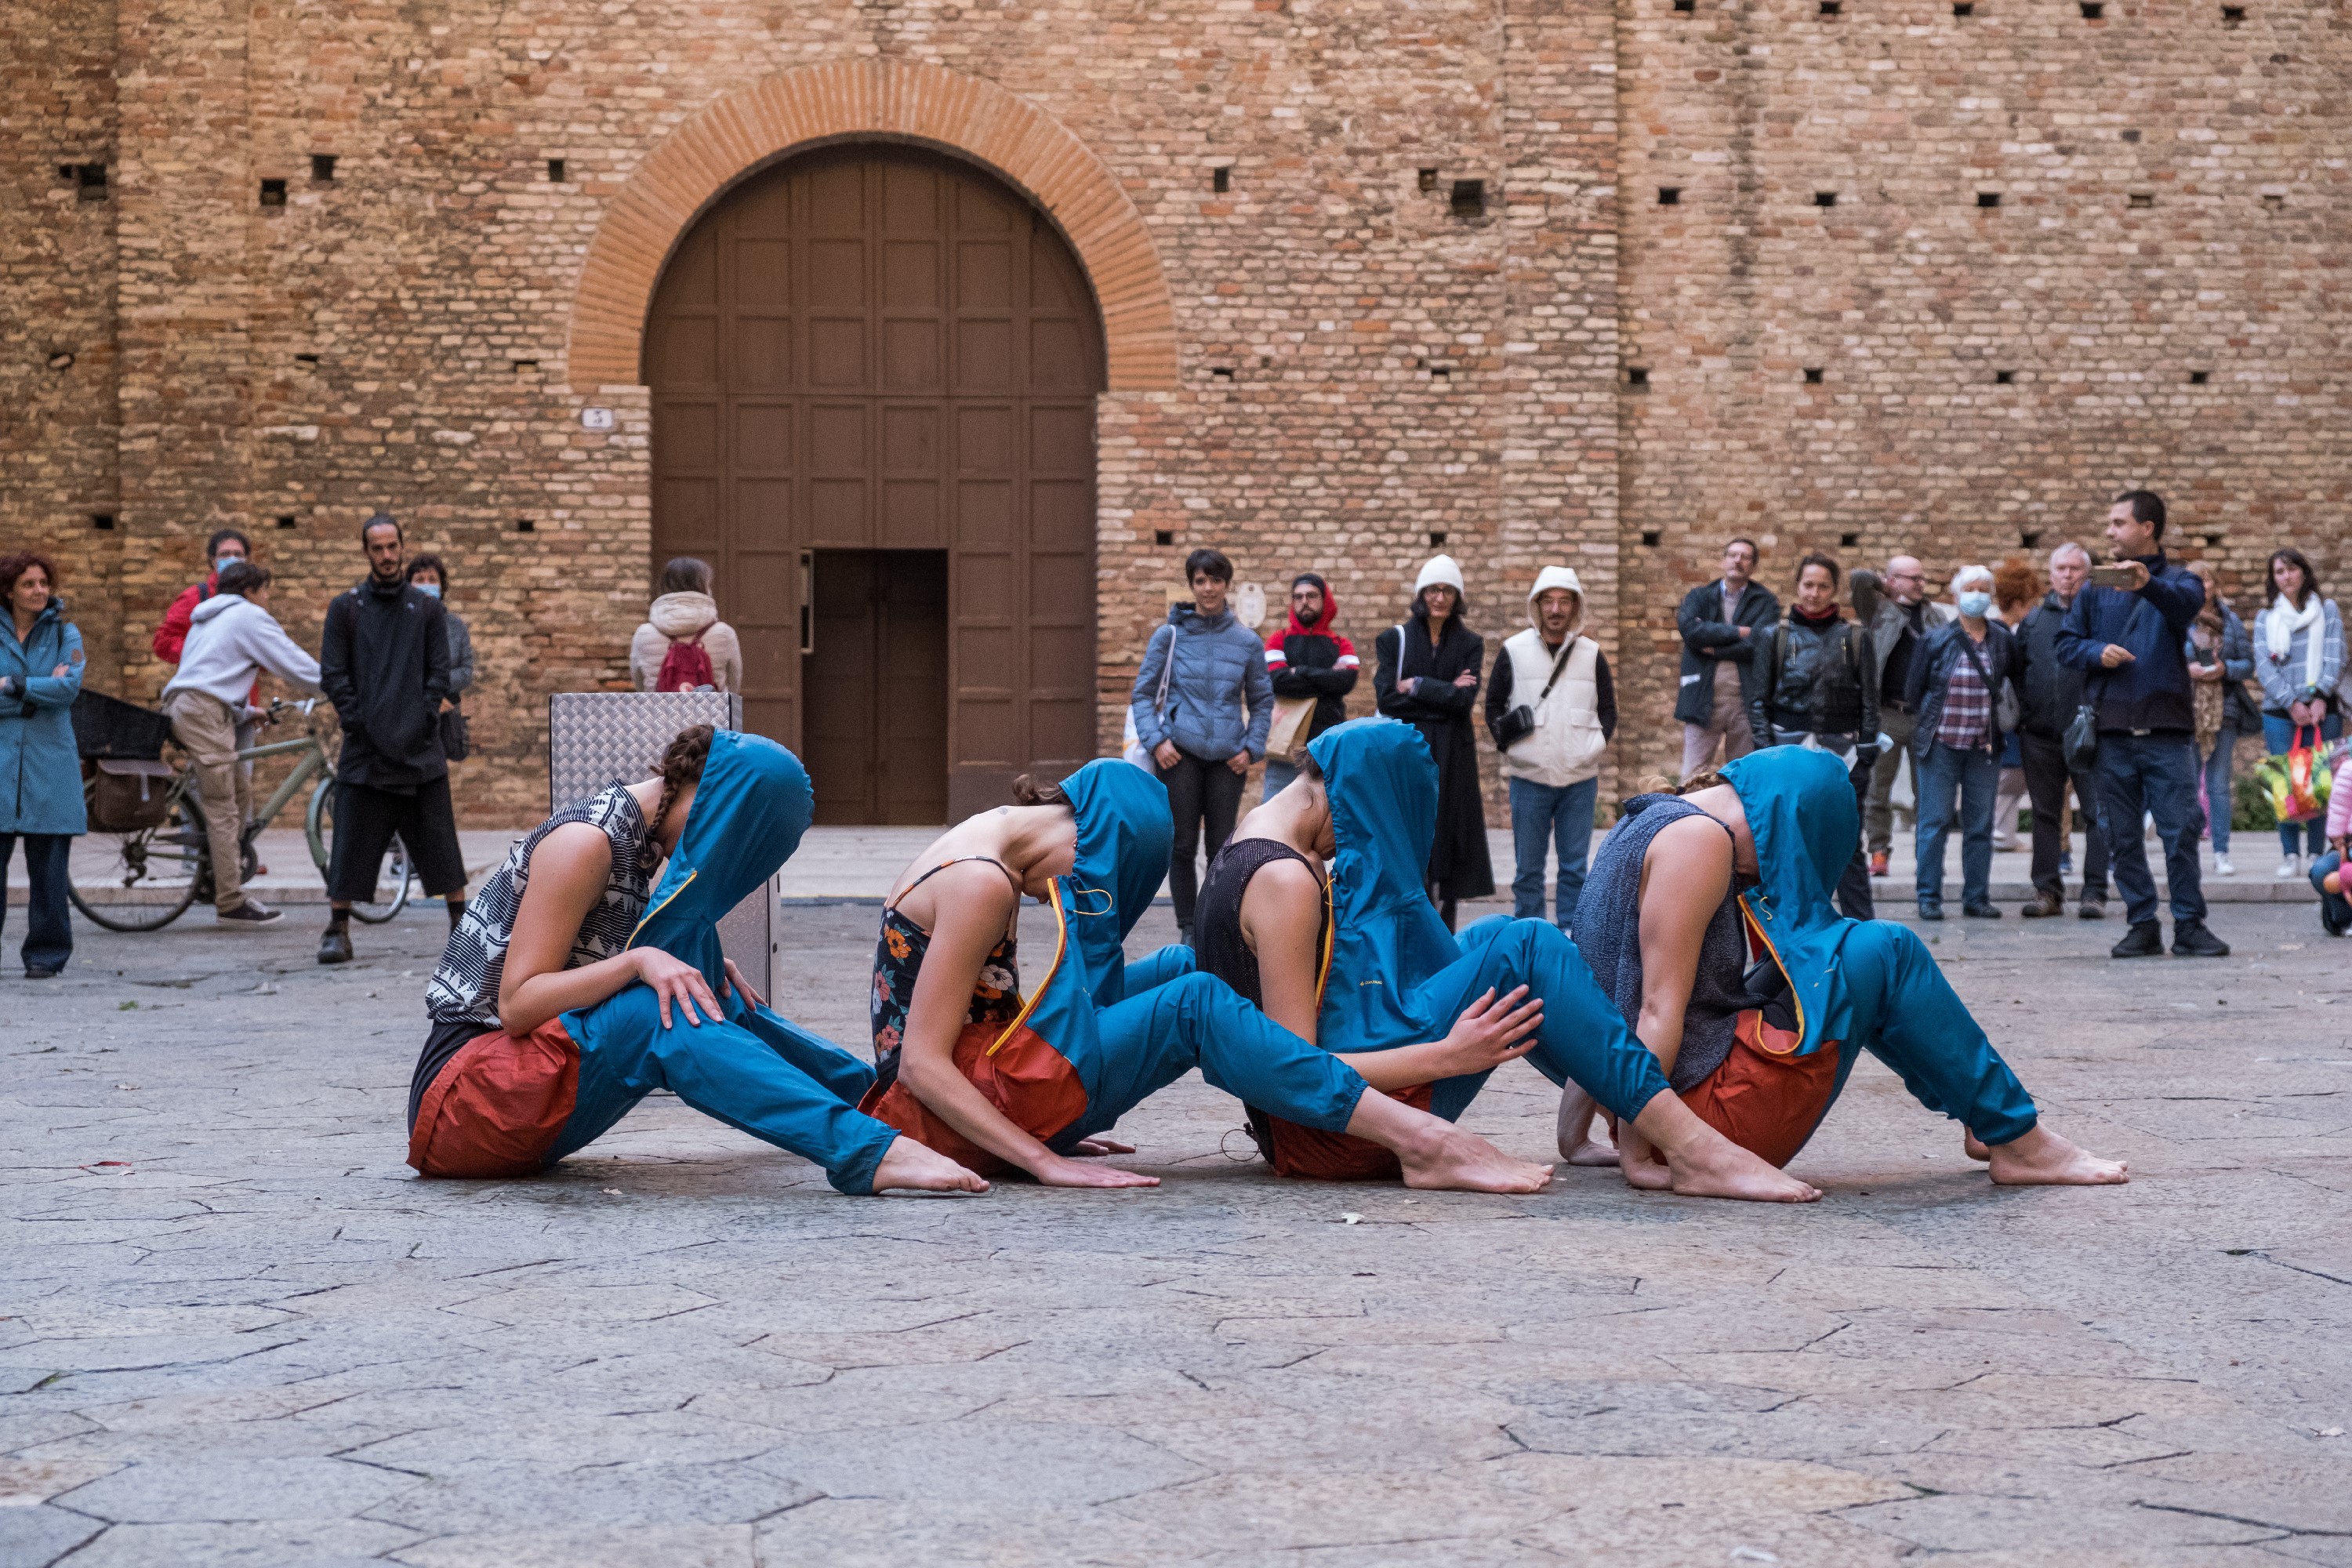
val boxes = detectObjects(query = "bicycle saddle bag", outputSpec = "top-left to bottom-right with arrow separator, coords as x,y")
88,758 -> 178,833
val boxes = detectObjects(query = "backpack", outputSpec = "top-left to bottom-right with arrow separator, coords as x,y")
655,634 -> 716,693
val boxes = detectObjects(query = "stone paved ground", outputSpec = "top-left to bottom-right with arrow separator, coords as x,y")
4,899 -> 2350,1566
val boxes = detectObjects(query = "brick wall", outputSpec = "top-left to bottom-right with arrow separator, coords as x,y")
5,0 -> 2345,825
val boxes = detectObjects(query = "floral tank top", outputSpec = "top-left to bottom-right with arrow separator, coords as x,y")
869,858 -> 1024,1063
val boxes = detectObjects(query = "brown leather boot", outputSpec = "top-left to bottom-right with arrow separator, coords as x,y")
2020,889 -> 2063,919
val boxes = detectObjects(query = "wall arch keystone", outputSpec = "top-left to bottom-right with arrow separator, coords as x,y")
565,60 -> 1178,392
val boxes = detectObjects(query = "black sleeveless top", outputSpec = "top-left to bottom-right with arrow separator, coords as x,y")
1196,837 -> 1327,1009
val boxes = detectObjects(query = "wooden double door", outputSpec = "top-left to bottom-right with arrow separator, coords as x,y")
644,143 -> 1105,821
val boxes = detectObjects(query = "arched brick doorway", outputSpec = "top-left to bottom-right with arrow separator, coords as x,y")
644,143 -> 1105,822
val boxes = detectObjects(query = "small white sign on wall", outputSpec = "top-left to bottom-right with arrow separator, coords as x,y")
580,407 -> 615,431
1235,582 -> 1267,628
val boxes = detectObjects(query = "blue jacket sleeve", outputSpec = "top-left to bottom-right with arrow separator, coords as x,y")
2054,590 -> 2103,673
1241,641 -> 1273,760
1129,626 -> 1171,750
20,624 -> 85,710
2139,564 -> 2202,636
2222,608 -> 2255,685
2321,603 -> 2346,700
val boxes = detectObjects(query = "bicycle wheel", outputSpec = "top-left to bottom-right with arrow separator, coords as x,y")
307,780 -> 415,924
69,787 -> 205,933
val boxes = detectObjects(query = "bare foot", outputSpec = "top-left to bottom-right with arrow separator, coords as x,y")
1566,1138 -> 1622,1167
1985,1124 -> 2128,1186
1661,1135 -> 1822,1203
870,1137 -> 989,1195
1963,1131 -> 1991,1162
1613,1123 -> 1671,1189
1398,1126 -> 1555,1194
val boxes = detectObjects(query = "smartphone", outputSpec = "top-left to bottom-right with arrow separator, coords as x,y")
2089,564 -> 2139,589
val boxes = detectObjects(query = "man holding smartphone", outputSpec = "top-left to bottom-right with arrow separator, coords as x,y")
2054,491 -> 2229,958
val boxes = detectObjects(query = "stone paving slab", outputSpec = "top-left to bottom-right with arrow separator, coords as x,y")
2,899 -> 2349,1564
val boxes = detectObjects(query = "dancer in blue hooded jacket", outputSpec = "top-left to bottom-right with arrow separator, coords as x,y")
1197,719 -> 1820,1201
1559,745 -> 2127,1187
406,724 -> 985,1195
859,760 -> 1555,1192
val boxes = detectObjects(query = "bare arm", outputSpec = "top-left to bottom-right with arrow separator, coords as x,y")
497,823 -> 721,1036
895,865 -> 1156,1189
1240,858 -> 1541,1089
1632,815 -> 1735,1081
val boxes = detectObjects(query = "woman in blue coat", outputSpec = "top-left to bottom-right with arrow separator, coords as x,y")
0,553 -> 88,978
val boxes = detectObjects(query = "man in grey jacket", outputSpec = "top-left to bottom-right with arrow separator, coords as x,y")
1131,548 -> 1272,944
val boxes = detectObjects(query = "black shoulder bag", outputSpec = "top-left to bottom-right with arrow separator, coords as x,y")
1490,637 -> 1577,752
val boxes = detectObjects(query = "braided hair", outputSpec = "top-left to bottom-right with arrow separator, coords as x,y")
645,724 -> 715,868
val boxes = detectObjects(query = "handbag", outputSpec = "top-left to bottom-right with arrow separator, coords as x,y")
1121,629 -> 1178,770
1490,637 -> 1577,753
86,757 -> 178,832
438,703 -> 471,763
2256,724 -> 2343,824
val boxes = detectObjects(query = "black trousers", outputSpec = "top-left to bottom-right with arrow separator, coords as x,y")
2019,731 -> 2111,902
1157,747 -> 1247,932
327,777 -> 468,902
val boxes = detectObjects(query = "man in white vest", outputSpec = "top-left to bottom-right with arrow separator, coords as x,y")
1484,566 -> 1615,931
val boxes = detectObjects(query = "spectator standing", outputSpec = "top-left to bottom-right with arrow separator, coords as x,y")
162,561 -> 323,927
1864,555 -> 1958,876
2056,490 -> 2227,957
2016,543 -> 2111,918
2183,560 -> 2257,878
318,513 -> 470,964
1906,565 -> 2020,920
2252,547 -> 2343,877
0,554 -> 85,977
406,554 -> 474,766
1485,565 -> 1613,930
1374,554 -> 1494,930
1987,561 -> 2038,851
1131,548 -> 1272,946
150,528 -> 252,666
1744,552 -> 1878,918
1674,538 -> 1778,778
630,557 -> 742,695
1260,572 -> 1358,797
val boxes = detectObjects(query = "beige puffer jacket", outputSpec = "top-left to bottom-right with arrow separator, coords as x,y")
630,591 -> 743,694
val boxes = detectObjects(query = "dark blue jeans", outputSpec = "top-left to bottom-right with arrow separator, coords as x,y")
2093,731 -> 2205,927
2310,849 -> 2350,935
1508,776 -> 1599,929
1915,742 -> 1997,909
2261,711 -> 2342,857
0,833 -> 74,973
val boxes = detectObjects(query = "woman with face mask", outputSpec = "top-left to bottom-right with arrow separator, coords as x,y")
1904,565 -> 2024,920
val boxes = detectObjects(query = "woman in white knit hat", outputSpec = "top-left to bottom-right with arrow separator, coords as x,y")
1374,554 -> 1495,927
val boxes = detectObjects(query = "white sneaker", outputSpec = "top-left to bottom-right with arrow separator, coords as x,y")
2278,855 -> 2302,879
2214,855 -> 2235,877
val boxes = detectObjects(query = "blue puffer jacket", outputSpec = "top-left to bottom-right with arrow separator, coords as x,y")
1,601 -> 89,835
1130,604 -> 1273,762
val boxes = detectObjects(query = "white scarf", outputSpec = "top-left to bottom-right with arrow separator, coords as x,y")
2267,593 -> 2325,691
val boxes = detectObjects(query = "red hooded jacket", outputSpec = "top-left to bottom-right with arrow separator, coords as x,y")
1262,573 -> 1359,741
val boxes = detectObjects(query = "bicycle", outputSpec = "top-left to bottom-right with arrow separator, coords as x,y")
71,698 -> 413,932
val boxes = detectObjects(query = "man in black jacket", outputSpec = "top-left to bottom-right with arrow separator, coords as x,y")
2015,543 -> 2111,920
317,512 -> 467,964
1675,539 -> 1779,778
1260,573 -> 1358,797
1744,553 -> 1878,918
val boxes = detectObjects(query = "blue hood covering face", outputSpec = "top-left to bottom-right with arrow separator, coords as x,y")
629,731 -> 811,1010
1306,718 -> 1463,1048
1720,745 -> 1860,1055
1059,759 -> 1173,1009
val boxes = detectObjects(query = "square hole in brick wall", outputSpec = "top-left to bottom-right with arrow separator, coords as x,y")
2222,5 -> 2246,20
76,163 -> 107,201
46,350 -> 74,370
514,519 -> 536,533
1813,191 -> 1837,207
2263,193 -> 2285,210
275,515 -> 297,530
1210,366 -> 1234,382
1211,166 -> 1229,194
1625,366 -> 1650,390
1952,2 -> 1973,13
547,158 -> 567,183
1994,369 -> 2016,384
1839,532 -> 1860,547
1977,191 -> 2002,208
311,154 -> 336,182
259,178 -> 287,208
1417,168 -> 1438,193
1674,0 -> 1694,10
1641,530 -> 1664,547
1804,368 -> 1824,383
2190,370 -> 2210,384
1818,0 -> 1841,13
1450,179 -> 1486,218
1154,529 -> 1175,546
1658,187 -> 1682,205
1430,365 -> 1452,381
1428,532 -> 1448,547
90,514 -> 114,532
2129,192 -> 2154,208
2079,1 -> 2101,16
2020,529 -> 2043,548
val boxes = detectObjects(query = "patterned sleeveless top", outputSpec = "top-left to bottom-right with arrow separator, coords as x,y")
869,858 -> 1023,1063
426,784 -> 651,1032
